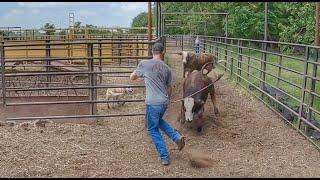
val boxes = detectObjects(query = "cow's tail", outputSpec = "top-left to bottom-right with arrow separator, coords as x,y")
200,62 -> 214,76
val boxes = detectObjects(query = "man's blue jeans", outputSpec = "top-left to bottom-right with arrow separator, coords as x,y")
146,104 -> 181,161
195,45 -> 200,54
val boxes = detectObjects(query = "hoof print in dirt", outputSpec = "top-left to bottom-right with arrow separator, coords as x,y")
34,119 -> 49,128
6,121 -> 16,127
188,150 -> 213,168
19,122 -> 31,131
0,121 -> 6,127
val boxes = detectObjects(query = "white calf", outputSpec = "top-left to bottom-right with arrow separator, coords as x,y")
106,87 -> 134,108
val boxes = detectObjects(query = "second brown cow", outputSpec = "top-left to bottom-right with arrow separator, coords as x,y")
178,51 -> 217,78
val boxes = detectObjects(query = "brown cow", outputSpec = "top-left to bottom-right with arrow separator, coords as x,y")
178,51 -> 220,78
178,63 -> 223,132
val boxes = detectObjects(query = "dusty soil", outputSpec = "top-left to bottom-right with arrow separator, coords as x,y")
0,44 -> 320,177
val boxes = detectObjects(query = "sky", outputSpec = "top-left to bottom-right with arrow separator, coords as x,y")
0,2 -> 148,29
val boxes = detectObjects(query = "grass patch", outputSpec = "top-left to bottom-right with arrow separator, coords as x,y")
199,41 -> 320,145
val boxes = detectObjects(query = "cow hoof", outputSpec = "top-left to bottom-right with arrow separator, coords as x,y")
197,127 -> 202,132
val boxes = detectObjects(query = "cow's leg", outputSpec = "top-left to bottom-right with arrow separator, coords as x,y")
183,65 -> 186,78
210,87 -> 219,115
114,95 -> 120,108
106,94 -> 110,109
117,94 -> 125,106
178,101 -> 186,124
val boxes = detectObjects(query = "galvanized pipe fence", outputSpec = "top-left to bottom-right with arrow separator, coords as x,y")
0,37 -> 158,121
164,34 -> 320,149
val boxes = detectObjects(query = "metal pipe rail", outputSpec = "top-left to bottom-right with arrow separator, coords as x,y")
6,113 -> 145,121
188,35 -> 320,146
6,99 -> 145,106
216,60 -> 320,134
6,84 -> 145,91
1,41 -> 155,47
5,56 -> 152,63
0,35 -> 158,121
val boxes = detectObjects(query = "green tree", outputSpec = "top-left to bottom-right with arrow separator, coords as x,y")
42,23 -> 55,35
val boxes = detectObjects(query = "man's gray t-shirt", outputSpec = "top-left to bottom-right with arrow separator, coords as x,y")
134,59 -> 172,105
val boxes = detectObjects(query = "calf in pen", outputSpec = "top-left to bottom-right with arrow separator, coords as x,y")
106,87 -> 134,108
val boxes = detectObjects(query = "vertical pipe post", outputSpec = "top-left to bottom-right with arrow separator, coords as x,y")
305,48 -> 318,134
148,2 -> 152,41
1,42 -> 6,107
297,46 -> 310,129
148,2 -> 153,56
98,39 -> 102,84
224,14 -> 228,71
237,40 -> 242,83
45,38 -> 51,87
87,43 -> 96,115
181,35 -> 184,51
260,2 -> 268,97
156,2 -> 159,38
136,35 -> 139,65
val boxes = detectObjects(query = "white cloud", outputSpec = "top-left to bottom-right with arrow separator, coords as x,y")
76,9 -> 98,17
0,2 -> 149,28
10,9 -> 24,15
31,9 -> 40,14
17,2 -> 71,8
109,2 -> 147,12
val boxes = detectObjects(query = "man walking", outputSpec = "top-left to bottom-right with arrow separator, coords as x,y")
130,42 -> 185,166
195,35 -> 200,54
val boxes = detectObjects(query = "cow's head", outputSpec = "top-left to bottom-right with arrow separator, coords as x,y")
183,97 -> 205,122
125,87 -> 134,94
182,51 -> 189,64
178,51 -> 195,64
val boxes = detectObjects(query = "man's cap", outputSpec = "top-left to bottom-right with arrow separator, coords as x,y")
152,42 -> 164,53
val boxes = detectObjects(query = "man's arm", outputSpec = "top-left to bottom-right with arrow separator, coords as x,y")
130,61 -> 144,81
130,71 -> 139,81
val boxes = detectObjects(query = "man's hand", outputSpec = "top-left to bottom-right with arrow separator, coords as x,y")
130,71 -> 139,81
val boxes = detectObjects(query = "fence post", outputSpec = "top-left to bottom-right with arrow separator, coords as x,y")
1,42 -> 6,107
215,38 -> 219,61
305,48 -> 318,134
297,46 -> 310,129
135,36 -> 138,65
276,47 -> 283,88
98,39 -> 102,84
275,46 -> 283,111
87,43 -> 97,116
203,38 -> 206,53
45,38 -> 51,87
259,41 -> 267,98
224,38 -> 228,72
237,40 -> 242,83
181,35 -> 184,51
118,36 -> 122,65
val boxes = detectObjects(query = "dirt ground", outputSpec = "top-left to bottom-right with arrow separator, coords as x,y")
0,45 -> 320,177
